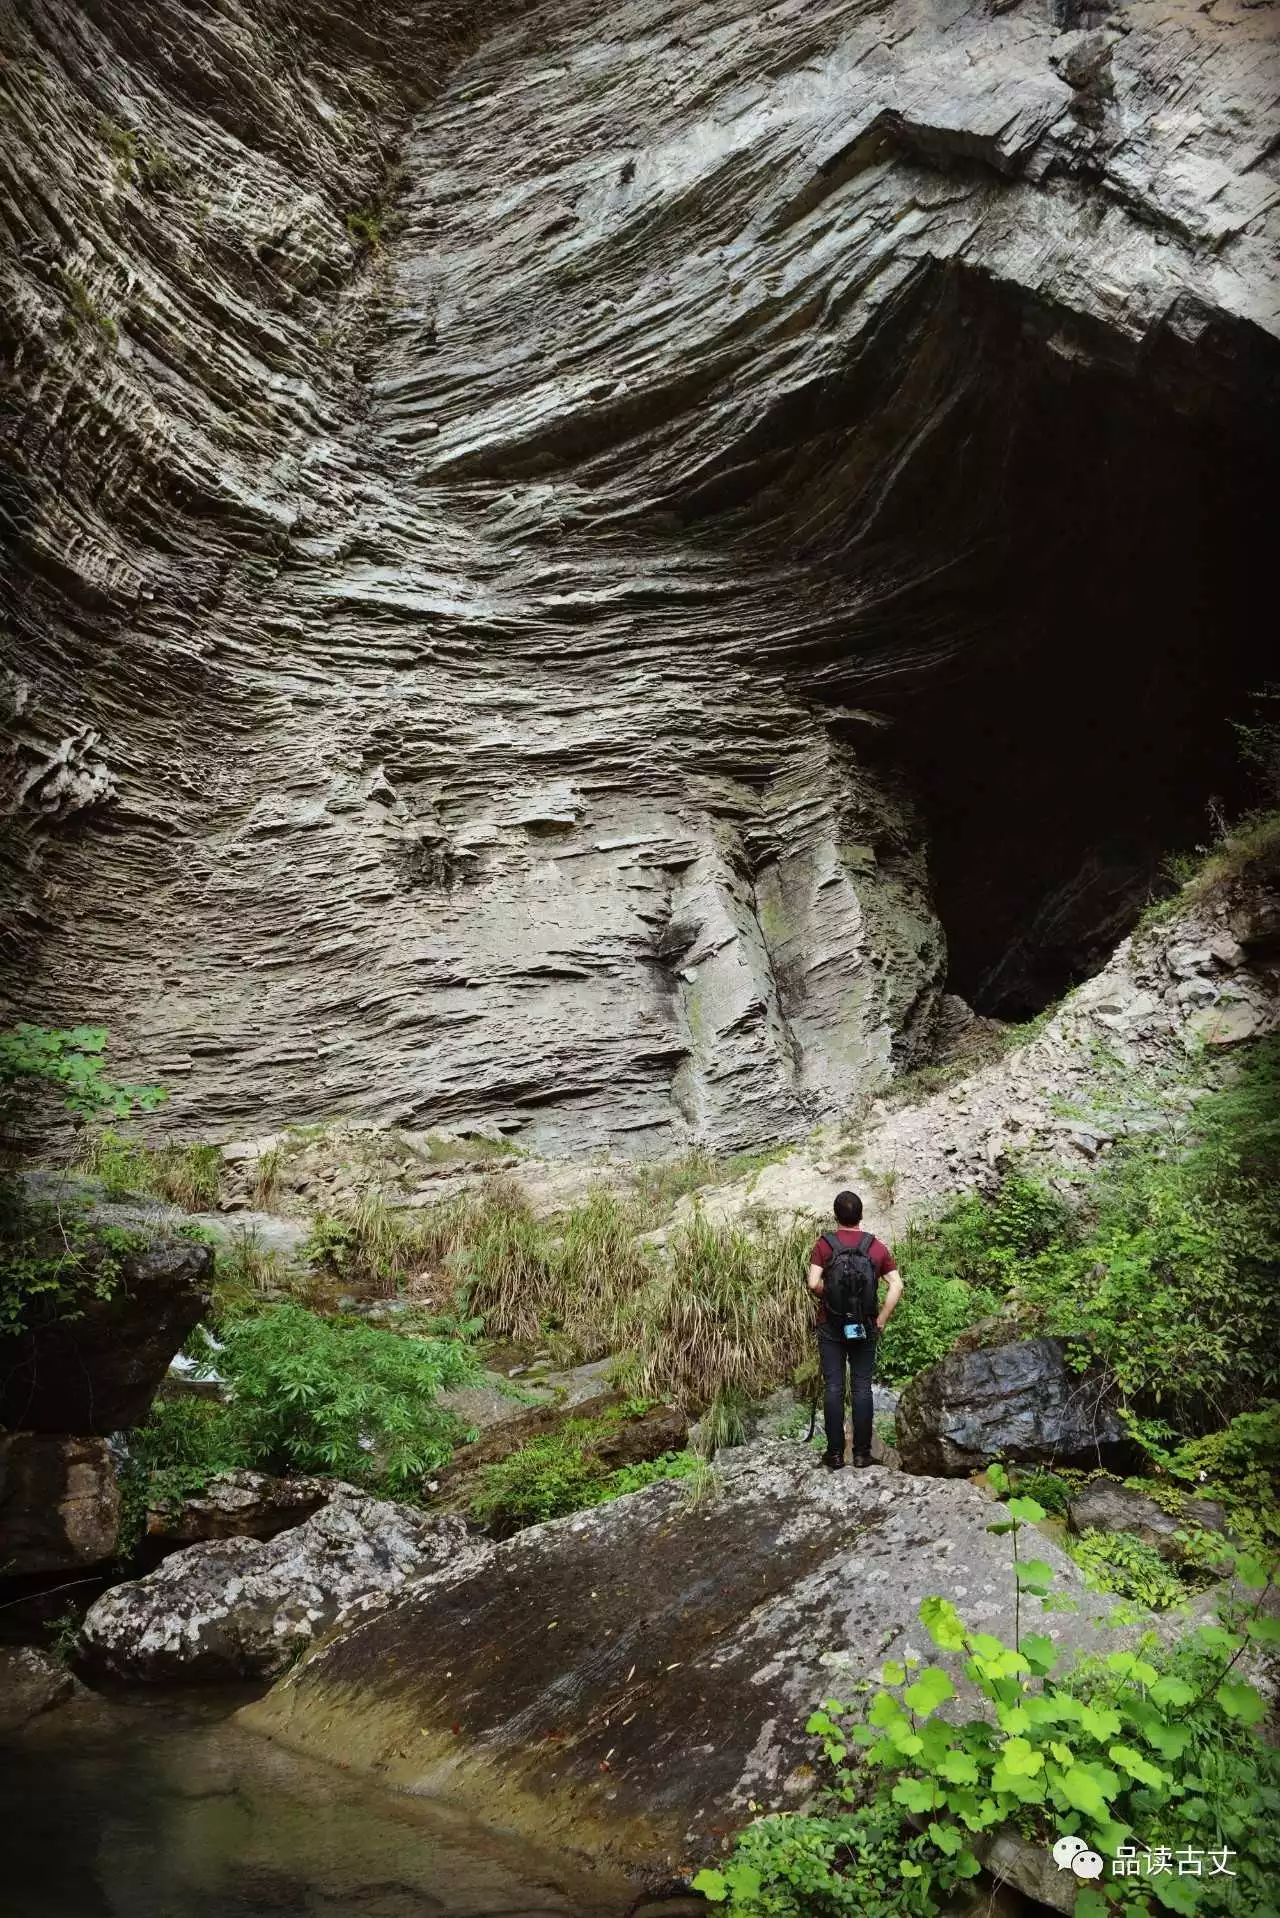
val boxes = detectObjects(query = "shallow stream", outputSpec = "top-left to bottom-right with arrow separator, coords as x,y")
2,1685 -> 631,1918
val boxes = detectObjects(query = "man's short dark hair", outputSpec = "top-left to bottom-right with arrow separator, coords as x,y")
834,1190 -> 863,1225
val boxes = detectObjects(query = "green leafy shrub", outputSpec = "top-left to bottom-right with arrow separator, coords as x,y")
1008,1467 -> 1077,1517
181,1303 -> 476,1493
1015,1042 -> 1280,1423
1145,1406 -> 1280,1550
879,1173 -> 1072,1384
118,1396 -> 251,1555
0,1024 -> 166,1135
693,1803 -> 948,1916
1066,1528 -> 1191,1612
700,1490 -> 1280,1918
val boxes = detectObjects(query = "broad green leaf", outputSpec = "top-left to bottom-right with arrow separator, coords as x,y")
690,1869 -> 727,1903
900,1859 -> 923,1878
1016,1558 -> 1055,1592
887,1719 -> 924,1756
987,1520 -> 1016,1537
805,1710 -> 838,1736
997,1736 -> 1043,1777
1148,1675 -> 1195,1709
723,1864 -> 762,1902
920,1596 -> 966,1651
928,1820 -> 964,1856
1020,1632 -> 1058,1675
1216,1679 -> 1266,1726
938,1749 -> 980,1785
1049,1740 -> 1075,1767
1076,1702 -> 1123,1742
1108,1742 -> 1168,1789
1235,1553 -> 1269,1590
1246,1614 -> 1280,1646
893,1777 -> 937,1814
904,1667 -> 956,1717
1058,1765 -> 1109,1817
955,1848 -> 982,1878
997,1703 -> 1030,1735
1007,1495 -> 1048,1524
1105,1652 -> 1159,1686
990,1760 -> 1045,1803
868,1690 -> 903,1728
880,1660 -> 906,1687
1074,1890 -> 1108,1918
987,1462 -> 1010,1495
1148,1874 -> 1201,1915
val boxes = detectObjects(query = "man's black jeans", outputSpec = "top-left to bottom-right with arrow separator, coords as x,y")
817,1322 -> 877,1460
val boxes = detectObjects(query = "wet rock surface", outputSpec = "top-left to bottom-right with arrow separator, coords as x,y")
0,1433 -> 121,1575
4,0 -> 1277,1153
896,1334 -> 1127,1478
245,1442 -> 1138,1874
79,1488 -> 482,1682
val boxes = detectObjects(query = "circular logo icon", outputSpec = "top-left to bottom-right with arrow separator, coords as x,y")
1053,1837 -> 1090,1870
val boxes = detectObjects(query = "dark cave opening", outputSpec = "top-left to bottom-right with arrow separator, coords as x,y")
886,317 -> 1277,1019
726,263 -> 1280,1020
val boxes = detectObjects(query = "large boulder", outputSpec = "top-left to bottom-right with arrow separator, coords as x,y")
0,1646 -> 80,1735
896,1333 -> 1127,1477
0,1228 -> 213,1434
244,1443 -> 1138,1877
0,1434 -> 120,1575
78,1488 -> 481,1681
1066,1478 -> 1229,1564
145,1470 -> 331,1550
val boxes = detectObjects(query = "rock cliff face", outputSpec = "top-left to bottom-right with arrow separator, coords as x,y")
3,0 -> 1278,1151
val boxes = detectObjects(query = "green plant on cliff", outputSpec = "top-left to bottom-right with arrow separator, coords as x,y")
0,1024 -> 167,1138
696,1497 -> 1280,1918
0,1025 -> 167,1335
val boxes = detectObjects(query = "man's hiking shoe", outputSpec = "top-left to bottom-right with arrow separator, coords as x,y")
820,1452 -> 845,1471
853,1453 -> 873,1469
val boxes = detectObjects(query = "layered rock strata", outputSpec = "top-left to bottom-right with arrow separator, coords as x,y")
3,0 -> 1278,1150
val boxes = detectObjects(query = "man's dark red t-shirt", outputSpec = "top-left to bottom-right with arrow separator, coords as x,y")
809,1227 -> 897,1327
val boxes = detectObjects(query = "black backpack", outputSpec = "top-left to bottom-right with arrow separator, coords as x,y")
823,1232 -> 878,1331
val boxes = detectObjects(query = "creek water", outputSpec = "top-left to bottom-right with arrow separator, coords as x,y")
1,1684 -> 632,1918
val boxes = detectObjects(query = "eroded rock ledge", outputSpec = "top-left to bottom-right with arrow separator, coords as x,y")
3,0 -> 1278,1152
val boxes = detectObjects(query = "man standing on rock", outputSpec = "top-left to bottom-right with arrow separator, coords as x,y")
807,1191 -> 903,1470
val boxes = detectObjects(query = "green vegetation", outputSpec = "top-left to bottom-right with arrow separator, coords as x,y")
344,206 -> 382,250
1,1026 -> 166,1336
59,270 -> 117,343
877,1173 -> 1067,1385
125,1304 -> 477,1524
0,1024 -> 166,1135
97,115 -> 176,191
468,1406 -> 701,1531
695,1492 -> 1280,1917
886,1045 -> 1279,1434
78,1128 -> 223,1210
1065,1528 -> 1191,1612
1136,1407 -> 1280,1552
617,1211 -> 815,1407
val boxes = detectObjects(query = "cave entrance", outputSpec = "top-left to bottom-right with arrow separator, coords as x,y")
789,267 -> 1280,1020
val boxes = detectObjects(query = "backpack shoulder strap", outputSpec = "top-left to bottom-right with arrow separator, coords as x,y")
859,1232 -> 874,1256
